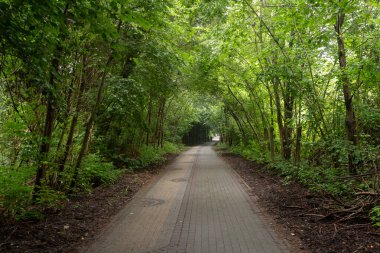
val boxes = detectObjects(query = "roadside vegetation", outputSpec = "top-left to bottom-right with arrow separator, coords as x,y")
207,0 -> 380,227
0,0 -> 379,238
0,0 -> 199,220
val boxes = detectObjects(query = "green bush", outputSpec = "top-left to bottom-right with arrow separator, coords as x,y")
0,166 -> 34,216
139,145 -> 165,167
0,166 -> 67,219
229,141 -> 267,163
270,160 -> 353,196
34,187 -> 67,207
16,208 -> 44,221
222,143 -> 354,196
18,186 -> 67,221
162,142 -> 181,154
77,154 -> 122,190
139,142 -> 182,167
370,206 -> 380,227
216,142 -> 229,150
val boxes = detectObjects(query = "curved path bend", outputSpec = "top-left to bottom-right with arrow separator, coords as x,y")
86,144 -> 289,253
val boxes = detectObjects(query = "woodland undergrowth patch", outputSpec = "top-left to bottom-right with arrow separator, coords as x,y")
218,143 -> 380,227
0,142 -> 182,221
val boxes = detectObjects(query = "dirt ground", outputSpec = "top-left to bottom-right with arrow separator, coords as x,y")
220,151 -> 380,253
0,154 -> 177,253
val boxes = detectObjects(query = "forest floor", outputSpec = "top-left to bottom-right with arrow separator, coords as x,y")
220,151 -> 380,253
0,154 -> 178,253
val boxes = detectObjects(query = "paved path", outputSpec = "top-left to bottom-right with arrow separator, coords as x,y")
86,144 -> 289,253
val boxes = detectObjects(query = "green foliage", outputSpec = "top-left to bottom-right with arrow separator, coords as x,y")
13,186 -> 67,220
139,145 -> 166,167
0,0 -> 379,224
296,165 -> 353,196
16,208 -> 45,221
216,142 -> 229,150
77,154 -> 122,190
0,166 -> 34,216
34,187 -> 67,208
359,105 -> 380,144
269,160 -> 354,196
14,185 -> 68,221
162,142 -> 182,154
370,206 -> 380,227
0,165 -> 69,219
230,142 -> 267,163
139,142 -> 182,168
225,143 -> 354,196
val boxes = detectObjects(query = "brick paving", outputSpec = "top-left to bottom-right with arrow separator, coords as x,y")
87,145 -> 289,253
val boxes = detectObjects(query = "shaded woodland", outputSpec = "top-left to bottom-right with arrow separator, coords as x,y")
0,0 -> 379,230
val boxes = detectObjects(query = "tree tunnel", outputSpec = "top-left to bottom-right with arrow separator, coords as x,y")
182,122 -> 212,146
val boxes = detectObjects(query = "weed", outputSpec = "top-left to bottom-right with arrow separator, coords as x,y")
370,206 -> 380,227
77,153 -> 122,190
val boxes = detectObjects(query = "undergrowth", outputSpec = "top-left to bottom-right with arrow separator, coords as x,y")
219,142 -> 363,196
0,142 -> 182,220
139,142 -> 182,167
0,166 -> 34,217
219,142 -> 380,226
370,206 -> 380,227
77,153 -> 122,190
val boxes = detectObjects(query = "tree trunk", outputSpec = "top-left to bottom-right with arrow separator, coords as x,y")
56,85 -> 74,155
273,79 -> 285,157
58,55 -> 87,175
227,85 -> 261,142
158,98 -> 166,148
33,98 -> 55,200
32,2 -> 71,200
283,87 -> 294,161
269,126 -> 275,161
154,99 -> 162,148
293,99 -> 302,166
70,54 -> 113,190
294,125 -> 302,166
146,96 -> 152,146
228,107 -> 247,144
335,10 -> 358,175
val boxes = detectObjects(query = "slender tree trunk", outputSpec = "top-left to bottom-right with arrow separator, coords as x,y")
58,55 -> 87,175
154,99 -> 162,148
244,80 -> 271,152
269,126 -> 275,161
227,106 -> 247,144
335,10 -> 358,174
48,85 -> 73,188
294,126 -> 302,166
263,127 -> 269,152
283,87 -> 294,161
146,96 -> 152,146
159,98 -> 166,148
266,83 -> 276,161
32,2 -> 71,200
158,100 -> 162,148
273,79 -> 284,157
269,101 -> 276,161
33,55 -> 61,200
33,98 -> 55,200
70,54 -> 113,190
227,85 -> 260,142
293,100 -> 302,166
56,86 -> 74,155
